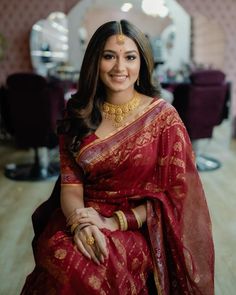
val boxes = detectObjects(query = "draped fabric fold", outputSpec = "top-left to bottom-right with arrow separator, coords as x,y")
21,99 -> 214,295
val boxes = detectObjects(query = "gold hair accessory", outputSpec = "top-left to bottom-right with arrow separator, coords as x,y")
103,92 -> 140,127
116,21 -> 125,44
86,236 -> 95,246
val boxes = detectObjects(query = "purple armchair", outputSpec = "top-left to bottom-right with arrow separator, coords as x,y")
3,72 -> 65,180
172,70 -> 229,171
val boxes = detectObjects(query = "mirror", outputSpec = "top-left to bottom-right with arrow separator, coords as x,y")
67,0 -> 176,72
30,12 -> 72,79
30,0 -> 191,84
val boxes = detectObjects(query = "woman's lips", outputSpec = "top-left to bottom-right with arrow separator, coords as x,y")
110,74 -> 127,82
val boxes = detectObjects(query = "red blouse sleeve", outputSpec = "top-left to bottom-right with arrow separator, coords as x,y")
59,134 -> 84,185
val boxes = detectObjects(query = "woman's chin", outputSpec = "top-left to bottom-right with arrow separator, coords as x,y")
106,82 -> 134,93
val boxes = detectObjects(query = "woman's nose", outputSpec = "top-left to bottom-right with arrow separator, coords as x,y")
114,57 -> 125,71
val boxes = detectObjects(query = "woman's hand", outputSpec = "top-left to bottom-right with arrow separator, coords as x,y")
67,207 -> 119,231
73,224 -> 108,265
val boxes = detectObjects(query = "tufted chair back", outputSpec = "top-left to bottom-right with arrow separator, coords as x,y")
172,70 -> 228,140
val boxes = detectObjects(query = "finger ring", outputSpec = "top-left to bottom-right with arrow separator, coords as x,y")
86,236 -> 95,246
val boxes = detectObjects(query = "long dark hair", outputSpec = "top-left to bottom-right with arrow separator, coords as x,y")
58,19 -> 160,140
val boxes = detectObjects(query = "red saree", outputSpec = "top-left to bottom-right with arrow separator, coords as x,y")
21,98 -> 214,295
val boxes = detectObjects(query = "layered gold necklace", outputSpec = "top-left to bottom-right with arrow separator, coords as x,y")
102,92 -> 140,127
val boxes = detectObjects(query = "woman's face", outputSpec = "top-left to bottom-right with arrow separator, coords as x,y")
99,34 -> 141,94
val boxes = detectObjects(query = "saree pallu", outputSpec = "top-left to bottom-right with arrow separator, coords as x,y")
21,99 -> 214,295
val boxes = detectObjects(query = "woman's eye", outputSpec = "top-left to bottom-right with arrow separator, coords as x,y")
126,55 -> 137,61
103,54 -> 115,60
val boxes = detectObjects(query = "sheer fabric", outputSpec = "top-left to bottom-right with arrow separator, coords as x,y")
21,99 -> 214,295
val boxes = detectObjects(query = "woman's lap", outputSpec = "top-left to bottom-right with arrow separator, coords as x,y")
22,209 -> 153,295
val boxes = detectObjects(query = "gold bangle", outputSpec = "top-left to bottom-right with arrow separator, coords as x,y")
119,210 -> 128,231
114,211 -> 124,230
131,209 -> 143,228
114,210 -> 128,231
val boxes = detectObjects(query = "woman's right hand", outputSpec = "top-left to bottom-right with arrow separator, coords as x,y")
73,224 -> 108,265
68,207 -> 119,232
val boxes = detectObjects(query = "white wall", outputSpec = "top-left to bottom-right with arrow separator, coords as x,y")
67,0 -> 93,70
161,0 -> 191,71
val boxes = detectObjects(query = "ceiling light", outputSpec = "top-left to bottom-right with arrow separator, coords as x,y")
141,0 -> 169,18
121,3 -> 133,12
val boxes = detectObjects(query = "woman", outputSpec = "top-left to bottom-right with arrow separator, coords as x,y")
21,20 -> 214,295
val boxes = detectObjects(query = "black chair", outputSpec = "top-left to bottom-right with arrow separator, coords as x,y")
172,70 -> 229,171
0,85 -> 13,138
3,72 -> 65,180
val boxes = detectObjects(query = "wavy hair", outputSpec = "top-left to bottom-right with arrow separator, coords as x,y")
58,19 -> 160,139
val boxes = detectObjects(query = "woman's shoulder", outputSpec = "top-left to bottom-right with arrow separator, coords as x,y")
144,96 -> 183,126
140,94 -> 175,113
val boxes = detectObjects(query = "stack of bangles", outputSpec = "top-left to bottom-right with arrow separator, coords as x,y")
113,209 -> 143,231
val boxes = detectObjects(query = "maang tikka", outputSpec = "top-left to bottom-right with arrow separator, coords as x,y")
116,21 -> 125,44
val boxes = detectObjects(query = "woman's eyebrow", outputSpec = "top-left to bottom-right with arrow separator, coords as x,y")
103,49 -> 139,54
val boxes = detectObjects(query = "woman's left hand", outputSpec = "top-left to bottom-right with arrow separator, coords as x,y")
67,207 -> 119,231
73,224 -> 108,265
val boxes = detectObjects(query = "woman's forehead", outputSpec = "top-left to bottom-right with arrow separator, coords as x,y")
103,35 -> 138,52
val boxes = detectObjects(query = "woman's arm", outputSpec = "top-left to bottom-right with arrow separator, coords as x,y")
60,184 -> 84,220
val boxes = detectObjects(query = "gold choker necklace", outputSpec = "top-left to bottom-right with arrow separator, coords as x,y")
103,92 -> 140,127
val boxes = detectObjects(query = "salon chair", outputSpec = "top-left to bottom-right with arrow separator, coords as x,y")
0,85 -> 12,137
3,72 -> 65,180
172,70 -> 229,171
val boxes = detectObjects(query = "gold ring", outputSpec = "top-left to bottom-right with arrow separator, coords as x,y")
86,236 -> 95,246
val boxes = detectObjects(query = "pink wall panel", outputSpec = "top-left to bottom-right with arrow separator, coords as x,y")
177,0 -> 236,128
193,14 -> 226,69
0,0 -> 79,83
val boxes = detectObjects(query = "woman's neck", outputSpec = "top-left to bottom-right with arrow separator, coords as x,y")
105,88 -> 135,105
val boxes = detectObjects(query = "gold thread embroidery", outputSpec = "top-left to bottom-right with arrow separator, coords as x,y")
54,249 -> 67,260
111,236 -> 127,260
173,141 -> 182,152
88,275 -> 102,290
170,156 -> 185,168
